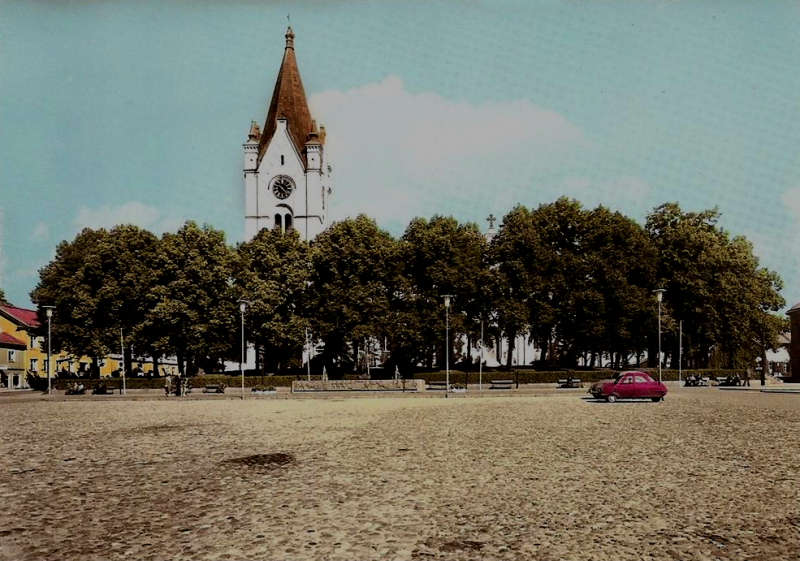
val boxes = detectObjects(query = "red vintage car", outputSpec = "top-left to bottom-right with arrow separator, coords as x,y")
588,371 -> 667,402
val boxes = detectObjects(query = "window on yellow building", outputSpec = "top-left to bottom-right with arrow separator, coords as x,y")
8,350 -> 16,362
30,358 -> 38,372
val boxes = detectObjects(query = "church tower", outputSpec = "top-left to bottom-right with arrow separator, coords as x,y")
244,27 -> 331,242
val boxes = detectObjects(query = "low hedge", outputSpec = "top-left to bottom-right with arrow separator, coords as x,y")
48,373 -> 363,391
411,369 -> 744,385
41,368 -> 745,391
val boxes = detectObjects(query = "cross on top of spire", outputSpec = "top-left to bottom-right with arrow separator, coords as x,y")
486,214 -> 496,229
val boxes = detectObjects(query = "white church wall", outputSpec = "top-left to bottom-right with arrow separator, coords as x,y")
246,121 -> 307,240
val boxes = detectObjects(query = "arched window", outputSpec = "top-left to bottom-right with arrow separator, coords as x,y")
274,214 -> 283,231
285,214 -> 293,231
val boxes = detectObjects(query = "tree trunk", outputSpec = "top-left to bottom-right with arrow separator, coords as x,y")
505,331 -> 516,370
497,336 -> 503,366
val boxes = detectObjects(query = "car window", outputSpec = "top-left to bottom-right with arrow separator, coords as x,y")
620,377 -> 633,384
640,374 -> 655,383
634,375 -> 649,383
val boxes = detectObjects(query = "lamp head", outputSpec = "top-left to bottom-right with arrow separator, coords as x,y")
443,294 -> 453,308
239,301 -> 247,313
653,288 -> 666,303
43,305 -> 55,318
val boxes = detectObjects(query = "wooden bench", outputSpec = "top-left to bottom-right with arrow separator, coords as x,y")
202,384 -> 225,394
427,381 -> 448,390
489,379 -> 514,390
91,386 -> 116,395
557,378 -> 582,388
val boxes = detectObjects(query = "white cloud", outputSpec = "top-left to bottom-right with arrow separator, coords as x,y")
310,75 -> 589,226
31,222 -> 49,242
73,201 -> 184,235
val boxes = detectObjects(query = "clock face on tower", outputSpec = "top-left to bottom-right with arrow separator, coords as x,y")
272,176 -> 294,200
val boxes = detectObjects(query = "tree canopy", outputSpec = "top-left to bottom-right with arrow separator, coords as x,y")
28,200 -> 786,376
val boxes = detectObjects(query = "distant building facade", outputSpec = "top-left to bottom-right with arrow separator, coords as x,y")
0,303 -> 179,387
244,27 -> 331,242
0,304 -> 44,389
788,302 -> 800,377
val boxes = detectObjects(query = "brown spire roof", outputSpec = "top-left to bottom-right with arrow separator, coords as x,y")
258,27 -> 314,166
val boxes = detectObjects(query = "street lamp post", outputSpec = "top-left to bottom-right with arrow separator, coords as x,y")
479,318 -> 484,392
443,295 -> 453,397
43,306 -> 55,396
678,319 -> 683,387
305,328 -> 311,381
238,300 -> 249,400
653,289 -> 666,383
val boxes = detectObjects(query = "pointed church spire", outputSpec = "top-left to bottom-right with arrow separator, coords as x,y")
285,26 -> 295,49
258,27 -> 314,166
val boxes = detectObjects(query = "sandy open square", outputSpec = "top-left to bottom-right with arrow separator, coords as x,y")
1,389 -> 798,561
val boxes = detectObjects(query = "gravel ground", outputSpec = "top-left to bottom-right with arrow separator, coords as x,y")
1,389 -> 798,561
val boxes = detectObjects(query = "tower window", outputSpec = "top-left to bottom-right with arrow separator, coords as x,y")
274,214 -> 283,231
281,155 -> 284,165
285,214 -> 293,231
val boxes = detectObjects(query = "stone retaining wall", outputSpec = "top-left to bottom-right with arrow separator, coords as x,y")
291,379 -> 424,392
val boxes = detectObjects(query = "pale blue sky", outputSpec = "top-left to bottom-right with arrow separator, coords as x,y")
1,0 -> 799,309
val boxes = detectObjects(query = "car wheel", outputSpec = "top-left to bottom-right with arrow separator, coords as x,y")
606,394 -> 617,403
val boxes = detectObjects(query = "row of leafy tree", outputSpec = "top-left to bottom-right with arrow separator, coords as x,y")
28,198 -> 786,377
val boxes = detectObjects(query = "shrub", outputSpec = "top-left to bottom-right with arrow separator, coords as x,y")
406,368 -> 743,385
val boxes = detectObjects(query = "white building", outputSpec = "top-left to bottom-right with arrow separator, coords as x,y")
244,26 -> 332,242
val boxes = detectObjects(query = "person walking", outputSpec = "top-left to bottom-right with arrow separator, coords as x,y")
743,368 -> 752,387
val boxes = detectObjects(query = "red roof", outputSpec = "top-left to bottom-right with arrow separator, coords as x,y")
0,305 -> 40,328
0,332 -> 27,349
257,27 -> 315,168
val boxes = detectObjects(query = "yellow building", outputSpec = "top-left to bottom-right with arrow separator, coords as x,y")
1,304 -> 46,388
0,304 -> 178,385
0,331 -> 27,389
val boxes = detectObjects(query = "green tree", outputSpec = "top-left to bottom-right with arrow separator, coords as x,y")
141,222 -> 238,375
236,228 -> 310,372
646,203 -> 785,368
395,216 -> 489,371
490,205 -> 539,369
31,225 -> 158,376
493,199 -> 657,369
307,215 -> 397,375
580,206 -> 657,368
